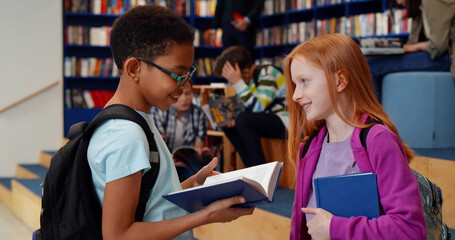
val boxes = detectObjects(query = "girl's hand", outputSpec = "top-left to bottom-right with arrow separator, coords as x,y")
301,207 -> 333,240
403,41 -> 427,53
221,62 -> 242,84
203,196 -> 255,223
194,157 -> 220,187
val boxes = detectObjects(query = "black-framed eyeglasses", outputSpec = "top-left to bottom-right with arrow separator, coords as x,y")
128,56 -> 196,87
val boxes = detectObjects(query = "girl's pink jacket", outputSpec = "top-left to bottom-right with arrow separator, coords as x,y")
290,115 -> 426,240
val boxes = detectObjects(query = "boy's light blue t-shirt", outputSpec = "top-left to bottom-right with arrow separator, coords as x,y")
87,110 -> 192,239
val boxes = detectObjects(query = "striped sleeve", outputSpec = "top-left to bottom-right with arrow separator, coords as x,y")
232,65 -> 284,113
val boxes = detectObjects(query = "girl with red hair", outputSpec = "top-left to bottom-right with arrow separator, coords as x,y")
284,33 -> 426,240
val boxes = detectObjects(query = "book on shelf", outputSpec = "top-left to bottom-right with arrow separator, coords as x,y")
314,172 -> 380,219
201,94 -> 244,129
163,161 -> 284,213
66,89 -> 114,109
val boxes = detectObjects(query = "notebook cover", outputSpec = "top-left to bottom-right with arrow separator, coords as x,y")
314,172 -> 380,219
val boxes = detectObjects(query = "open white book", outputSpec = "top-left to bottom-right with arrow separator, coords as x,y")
163,161 -> 283,213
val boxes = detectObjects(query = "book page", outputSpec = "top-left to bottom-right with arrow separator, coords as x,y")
204,161 -> 279,197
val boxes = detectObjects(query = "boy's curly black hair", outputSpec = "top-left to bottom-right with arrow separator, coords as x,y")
110,5 -> 194,73
213,46 -> 254,76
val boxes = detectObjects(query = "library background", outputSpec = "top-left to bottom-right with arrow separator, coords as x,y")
0,0 -> 454,239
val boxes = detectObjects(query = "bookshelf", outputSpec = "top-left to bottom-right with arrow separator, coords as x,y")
256,0 -> 410,64
62,0 -> 409,137
62,0 -> 224,136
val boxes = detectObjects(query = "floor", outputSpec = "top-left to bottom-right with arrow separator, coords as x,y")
0,203 -> 32,240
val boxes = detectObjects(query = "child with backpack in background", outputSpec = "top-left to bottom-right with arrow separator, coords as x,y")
83,5 -> 253,240
284,34 -> 426,240
213,46 -> 288,167
151,81 -> 213,181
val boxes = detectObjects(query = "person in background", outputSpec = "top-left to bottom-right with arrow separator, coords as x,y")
213,0 -> 265,55
213,46 -> 288,167
368,0 -> 454,101
87,5 -> 254,240
284,33 -> 425,240
151,81 -> 213,181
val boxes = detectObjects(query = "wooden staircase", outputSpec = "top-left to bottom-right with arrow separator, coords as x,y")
0,151 -> 53,230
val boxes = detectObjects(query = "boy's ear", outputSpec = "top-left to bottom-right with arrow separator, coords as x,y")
242,65 -> 256,80
124,57 -> 141,81
335,69 -> 349,92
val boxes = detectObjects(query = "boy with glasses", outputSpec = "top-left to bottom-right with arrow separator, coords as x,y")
87,5 -> 253,239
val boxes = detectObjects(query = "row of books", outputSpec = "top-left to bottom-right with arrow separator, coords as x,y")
194,0 -> 217,17
65,0 -> 141,14
65,26 -> 111,46
65,0 -> 211,16
158,0 -> 191,16
65,89 -> 115,109
256,20 -> 315,46
263,0 -> 311,15
194,29 -> 222,47
194,57 -> 216,77
264,0 -> 358,15
64,57 -> 119,78
66,25 -> 222,47
256,9 -> 410,47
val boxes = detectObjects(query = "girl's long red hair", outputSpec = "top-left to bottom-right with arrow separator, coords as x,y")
283,33 -> 413,165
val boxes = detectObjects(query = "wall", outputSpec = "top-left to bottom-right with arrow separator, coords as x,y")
0,1 -> 62,176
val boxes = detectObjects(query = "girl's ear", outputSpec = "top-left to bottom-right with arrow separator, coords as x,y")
124,57 -> 141,82
335,69 -> 349,92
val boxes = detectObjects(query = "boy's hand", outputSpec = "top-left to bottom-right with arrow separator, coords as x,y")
194,157 -> 219,186
222,62 -> 242,84
204,196 -> 255,223
301,207 -> 332,240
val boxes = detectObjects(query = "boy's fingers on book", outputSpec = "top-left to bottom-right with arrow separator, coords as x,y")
195,157 -> 219,185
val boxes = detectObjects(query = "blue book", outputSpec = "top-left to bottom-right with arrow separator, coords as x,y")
314,172 -> 380,219
163,161 -> 283,213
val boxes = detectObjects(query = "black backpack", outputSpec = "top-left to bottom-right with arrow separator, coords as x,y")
301,124 -> 451,240
38,104 -> 160,240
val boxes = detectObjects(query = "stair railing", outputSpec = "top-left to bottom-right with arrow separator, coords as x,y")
0,81 -> 60,114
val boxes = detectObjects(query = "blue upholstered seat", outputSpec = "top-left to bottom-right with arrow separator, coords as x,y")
382,72 -> 455,148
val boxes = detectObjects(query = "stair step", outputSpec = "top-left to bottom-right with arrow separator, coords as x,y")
15,179 -> 42,197
39,150 -> 55,168
11,179 -> 41,230
194,187 -> 293,240
0,177 -> 15,210
16,164 -> 48,179
0,177 -> 14,191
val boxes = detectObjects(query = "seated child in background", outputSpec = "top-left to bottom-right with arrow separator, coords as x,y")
284,33 -> 426,239
87,5 -> 254,240
151,81 -> 213,181
213,46 -> 288,167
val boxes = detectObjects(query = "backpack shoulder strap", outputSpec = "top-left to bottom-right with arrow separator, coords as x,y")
359,120 -> 381,150
300,130 -> 320,159
85,104 -> 160,222
360,125 -> 373,150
